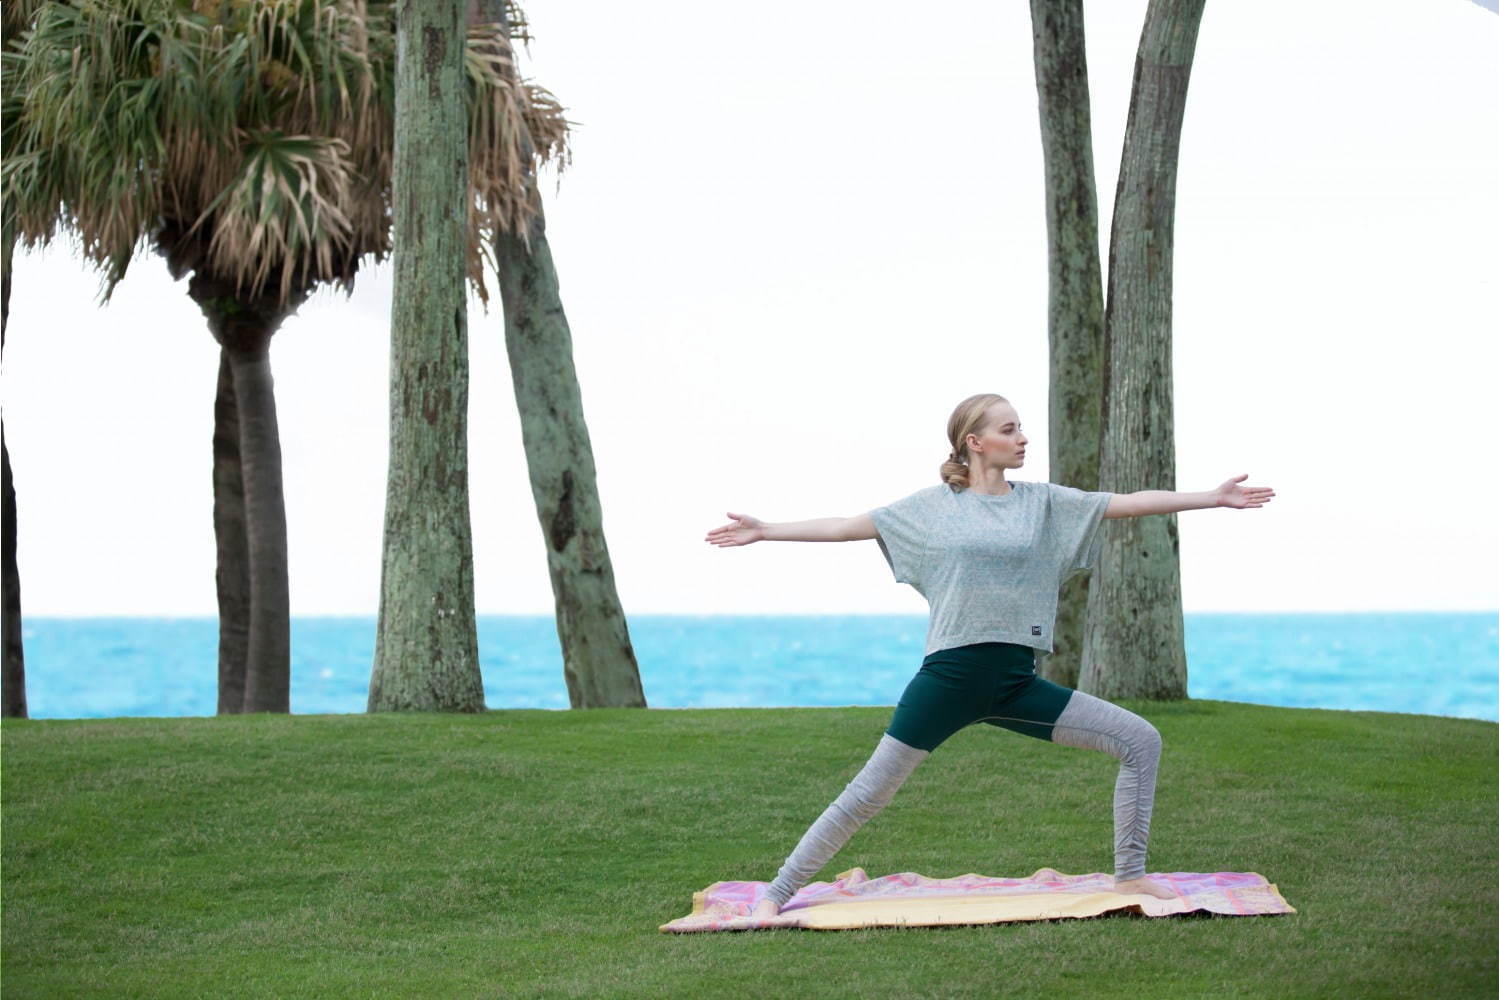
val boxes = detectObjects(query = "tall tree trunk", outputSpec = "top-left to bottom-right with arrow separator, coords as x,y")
1029,0 -> 1107,691
1080,0 -> 1205,700
213,348 -> 252,713
494,213 -> 647,709
226,338 -> 291,712
187,275 -> 296,713
369,0 -> 483,712
1,219 -> 26,719
483,0 -> 645,709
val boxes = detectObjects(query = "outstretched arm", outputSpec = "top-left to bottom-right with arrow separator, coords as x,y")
705,512 -> 876,545
1104,474 -> 1275,519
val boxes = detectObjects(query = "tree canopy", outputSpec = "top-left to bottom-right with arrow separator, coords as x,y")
1,0 -> 569,305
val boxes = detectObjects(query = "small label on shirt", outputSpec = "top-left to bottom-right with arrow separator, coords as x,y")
1031,625 -> 1042,636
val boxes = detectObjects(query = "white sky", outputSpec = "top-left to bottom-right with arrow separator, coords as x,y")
4,0 -> 1497,617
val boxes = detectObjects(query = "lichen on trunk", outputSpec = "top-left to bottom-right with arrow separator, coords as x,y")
1029,0 -> 1107,690
1080,0 -> 1205,701
484,0 -> 645,710
369,0 -> 484,712
495,212 -> 646,709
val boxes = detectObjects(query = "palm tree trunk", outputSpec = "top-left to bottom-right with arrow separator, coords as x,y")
213,348 -> 252,713
223,334 -> 290,712
495,212 -> 647,709
2,220 -> 27,719
1030,0 -> 1107,691
369,0 -> 483,712
480,0 -> 645,710
1079,0 -> 1205,700
187,274 -> 293,713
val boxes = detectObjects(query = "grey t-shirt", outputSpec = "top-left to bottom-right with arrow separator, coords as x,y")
869,480 -> 1114,655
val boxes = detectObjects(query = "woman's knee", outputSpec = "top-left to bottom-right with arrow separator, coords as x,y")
1123,718 -> 1162,764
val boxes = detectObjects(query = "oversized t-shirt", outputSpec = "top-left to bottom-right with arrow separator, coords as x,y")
869,480 -> 1114,655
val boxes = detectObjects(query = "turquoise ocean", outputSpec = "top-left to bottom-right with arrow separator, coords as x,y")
15,612 -> 1498,723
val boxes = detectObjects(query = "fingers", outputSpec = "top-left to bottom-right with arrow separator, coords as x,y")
705,518 -> 749,545
706,511 -> 754,544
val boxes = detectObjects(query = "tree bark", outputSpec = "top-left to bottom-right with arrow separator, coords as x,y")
495,214 -> 647,709
1029,0 -> 1107,691
1080,0 -> 1205,700
369,0 -> 484,712
2,219 -> 27,719
187,274 -> 296,713
482,0 -> 646,709
212,347 -> 254,712
226,339 -> 291,712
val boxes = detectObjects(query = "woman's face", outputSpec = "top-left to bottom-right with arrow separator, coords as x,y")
967,405 -> 1028,467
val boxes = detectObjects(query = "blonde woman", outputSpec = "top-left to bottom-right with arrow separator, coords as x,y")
704,393 -> 1276,920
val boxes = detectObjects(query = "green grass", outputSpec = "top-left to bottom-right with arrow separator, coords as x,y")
2,700 -> 1496,999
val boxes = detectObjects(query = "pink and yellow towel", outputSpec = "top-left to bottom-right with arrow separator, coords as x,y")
660,867 -> 1296,932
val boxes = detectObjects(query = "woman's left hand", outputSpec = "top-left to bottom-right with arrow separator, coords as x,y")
1214,474 -> 1275,509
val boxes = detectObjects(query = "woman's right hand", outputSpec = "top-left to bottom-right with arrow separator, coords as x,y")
705,512 -> 767,547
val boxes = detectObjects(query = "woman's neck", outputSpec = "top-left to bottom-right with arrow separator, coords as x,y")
965,470 -> 1012,496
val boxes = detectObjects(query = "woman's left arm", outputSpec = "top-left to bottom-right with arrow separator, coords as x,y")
1104,474 -> 1275,519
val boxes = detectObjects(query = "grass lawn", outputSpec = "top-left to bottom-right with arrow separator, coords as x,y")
2,699 -> 1496,999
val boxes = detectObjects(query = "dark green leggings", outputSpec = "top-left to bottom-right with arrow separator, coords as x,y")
885,641 -> 1075,751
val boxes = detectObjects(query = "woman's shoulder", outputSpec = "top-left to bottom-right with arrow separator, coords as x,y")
881,482 -> 959,511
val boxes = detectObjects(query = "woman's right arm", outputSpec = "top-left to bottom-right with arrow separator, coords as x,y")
705,512 -> 878,546
766,512 -> 877,542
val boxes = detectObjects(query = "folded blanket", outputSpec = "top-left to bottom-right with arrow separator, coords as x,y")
660,867 -> 1296,932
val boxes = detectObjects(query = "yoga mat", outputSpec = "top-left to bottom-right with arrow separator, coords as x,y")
660,867 -> 1296,932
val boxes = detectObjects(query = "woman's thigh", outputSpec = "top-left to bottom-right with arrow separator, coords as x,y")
978,672 -> 1076,742
887,642 -> 1051,751
885,660 -> 991,752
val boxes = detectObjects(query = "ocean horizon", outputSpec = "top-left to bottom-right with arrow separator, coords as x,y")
11,611 -> 1498,724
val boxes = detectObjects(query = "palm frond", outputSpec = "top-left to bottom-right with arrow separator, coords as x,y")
463,18 -> 572,301
1,0 -> 48,43
4,0 -> 571,307
190,129 -> 357,302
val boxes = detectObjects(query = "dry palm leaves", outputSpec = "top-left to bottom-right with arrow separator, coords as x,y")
2,0 -> 571,306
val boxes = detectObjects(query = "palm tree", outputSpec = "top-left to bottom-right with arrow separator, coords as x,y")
2,215 -> 25,719
2,0 -> 567,711
1028,0 -> 1107,691
487,0 -> 646,708
2,1 -> 44,718
1080,0 -> 1207,699
1028,0 -> 1206,699
366,0 -> 479,711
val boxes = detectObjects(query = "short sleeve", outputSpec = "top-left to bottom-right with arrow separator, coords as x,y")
869,488 -> 936,586
1045,482 -> 1114,575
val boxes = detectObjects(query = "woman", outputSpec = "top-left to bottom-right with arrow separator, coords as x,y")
704,393 -> 1275,920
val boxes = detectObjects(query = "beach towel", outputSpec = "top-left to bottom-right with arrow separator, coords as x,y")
660,867 -> 1296,932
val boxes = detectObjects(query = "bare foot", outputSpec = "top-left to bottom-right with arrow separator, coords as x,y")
1112,876 -> 1176,900
751,897 -> 781,920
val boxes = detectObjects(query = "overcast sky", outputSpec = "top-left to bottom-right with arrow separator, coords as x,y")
4,0 -> 1496,617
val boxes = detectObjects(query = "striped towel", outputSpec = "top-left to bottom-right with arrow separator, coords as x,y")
660,867 -> 1296,932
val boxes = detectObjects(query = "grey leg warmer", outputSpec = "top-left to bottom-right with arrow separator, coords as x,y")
1049,689 -> 1163,882
764,732 -> 929,907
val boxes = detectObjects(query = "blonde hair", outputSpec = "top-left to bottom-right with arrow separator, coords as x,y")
940,393 -> 1009,492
